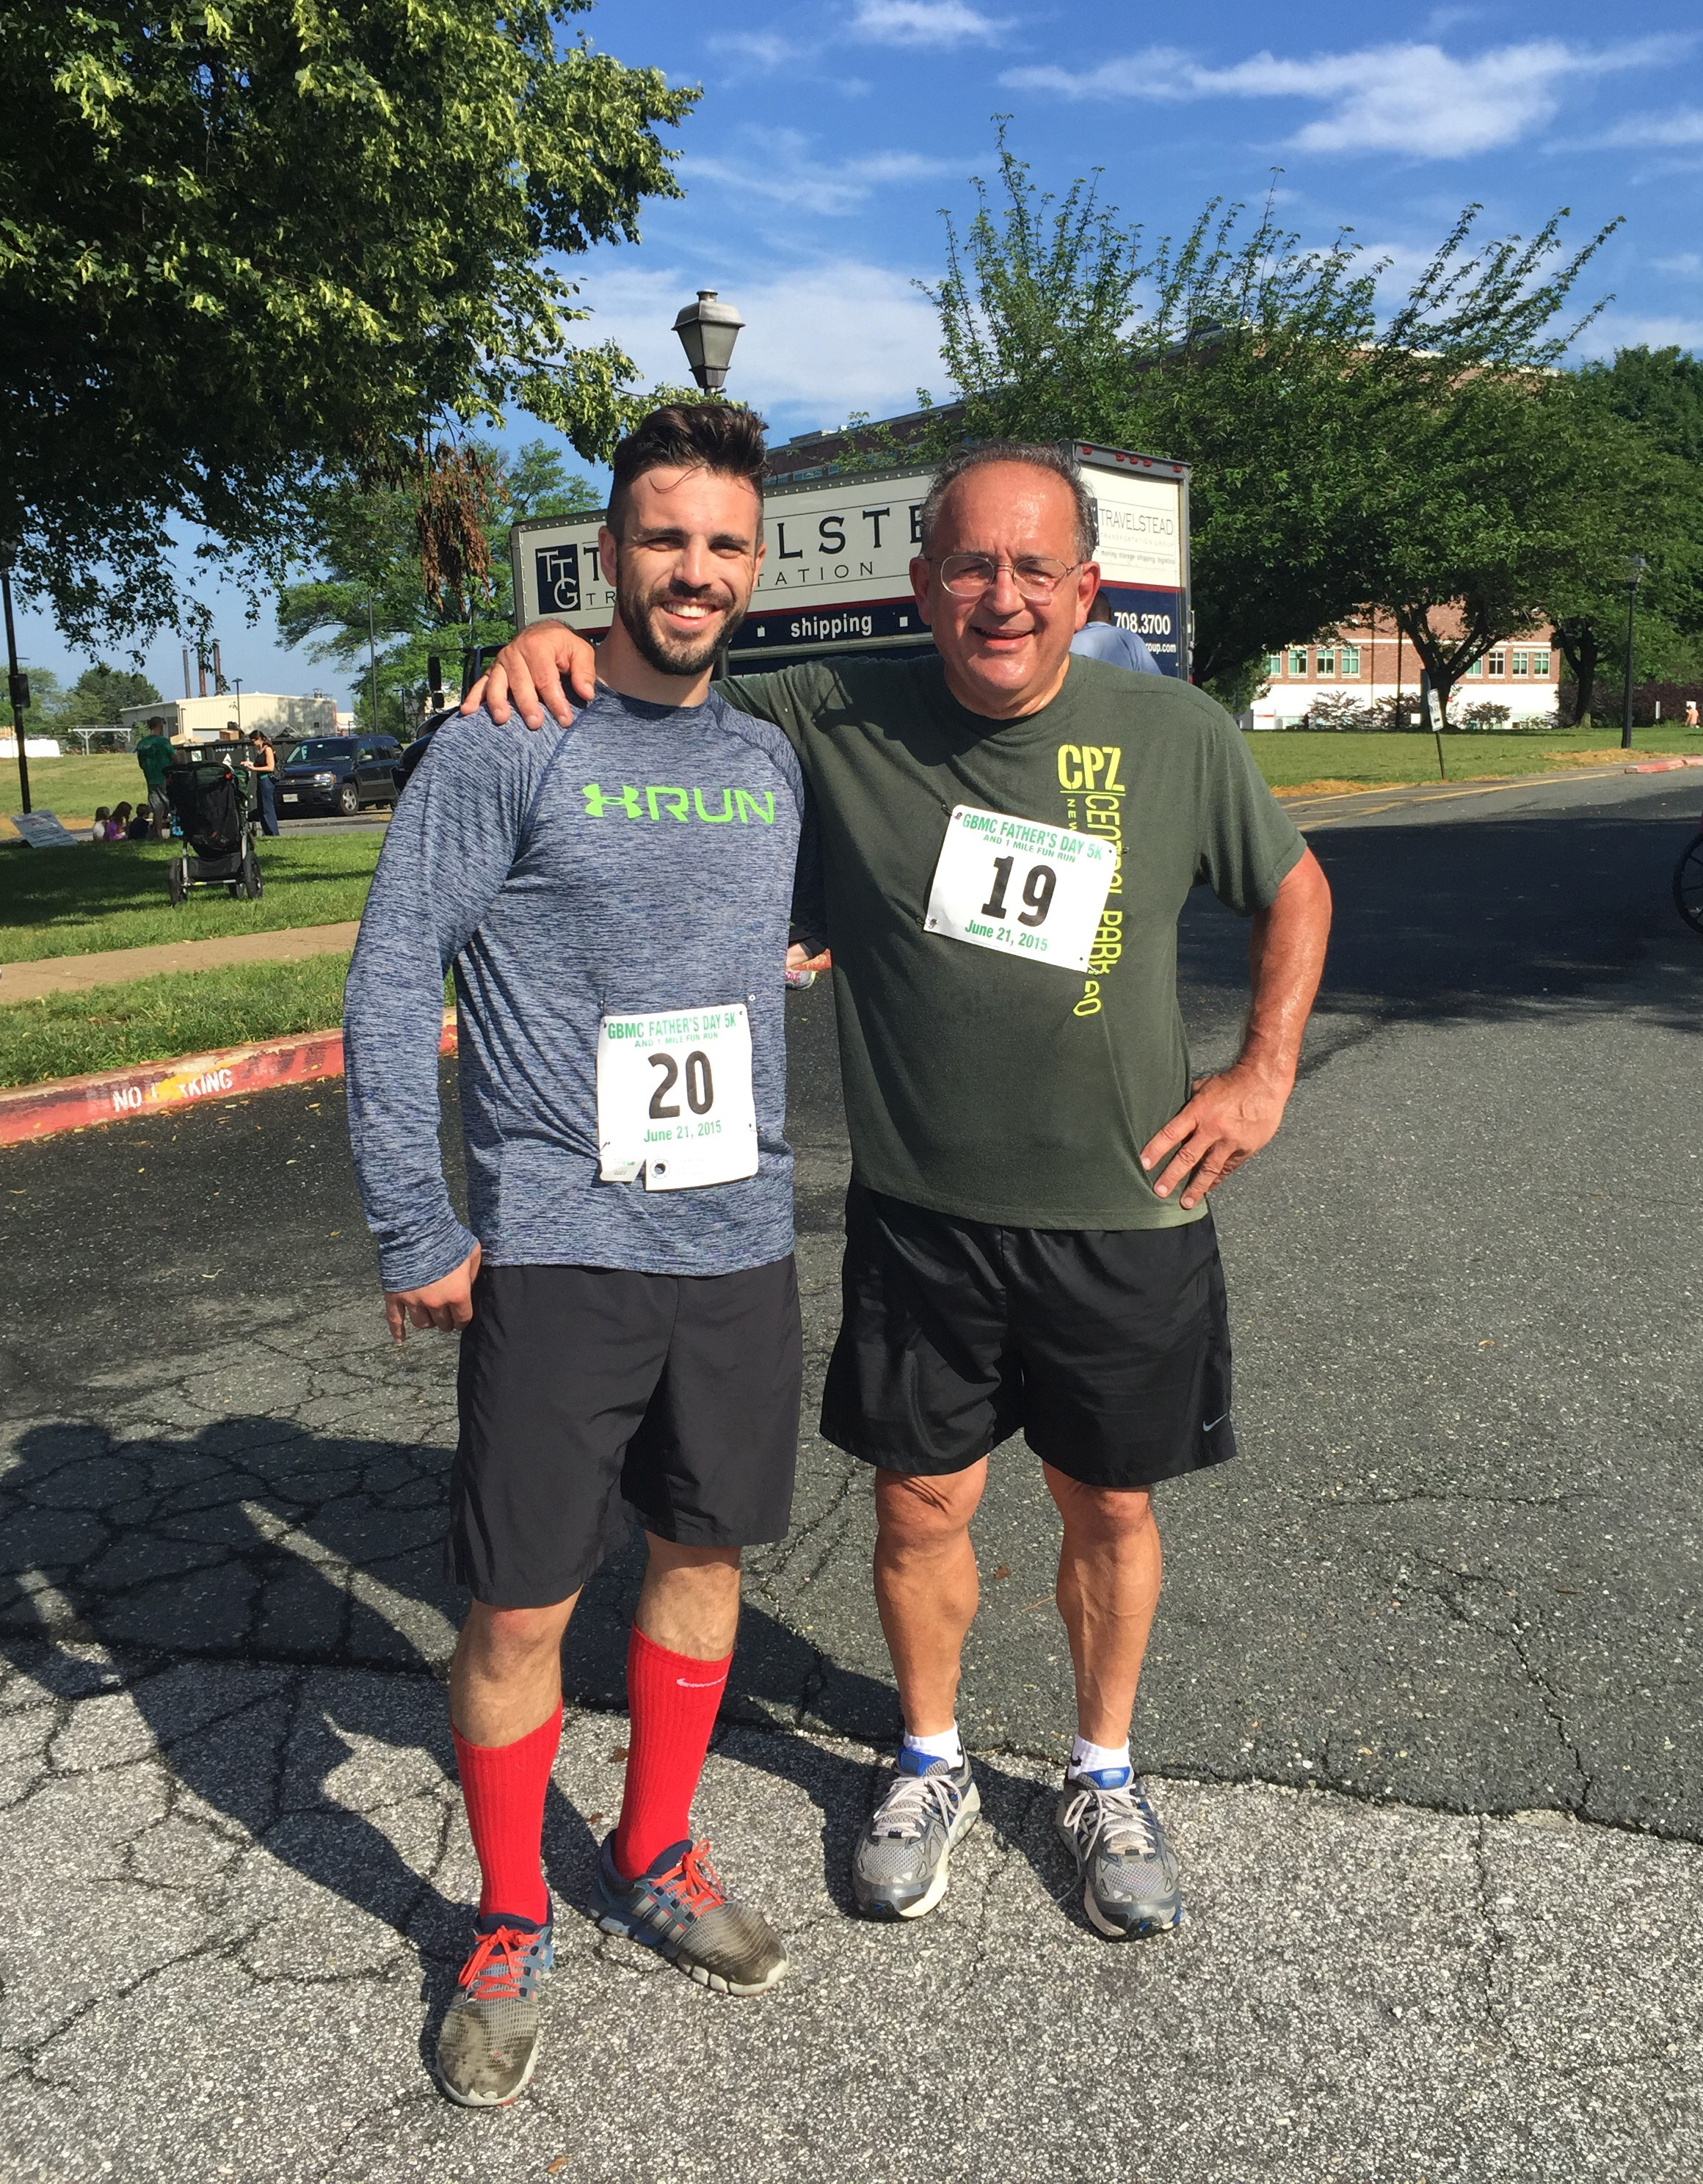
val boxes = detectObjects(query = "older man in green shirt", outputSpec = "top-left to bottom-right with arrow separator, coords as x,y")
469,438 -> 1332,1943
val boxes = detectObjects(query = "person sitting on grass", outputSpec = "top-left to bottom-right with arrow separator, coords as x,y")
126,804 -> 153,841
90,806 -> 119,842
110,801 -> 135,841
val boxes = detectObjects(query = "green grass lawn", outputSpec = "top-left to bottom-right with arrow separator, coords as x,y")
1248,725 -> 1703,791
0,832 -> 382,964
2,751 -> 184,821
0,955 -> 353,1087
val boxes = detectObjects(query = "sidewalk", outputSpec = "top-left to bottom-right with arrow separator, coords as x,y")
0,920 -> 360,1005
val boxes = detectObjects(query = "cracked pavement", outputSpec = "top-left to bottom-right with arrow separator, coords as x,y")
2,767 -> 1701,2181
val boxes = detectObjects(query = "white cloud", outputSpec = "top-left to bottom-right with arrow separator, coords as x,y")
852,0 -> 1009,50
573,259 -> 943,419
686,129 -> 956,217
1002,37 -> 1688,159
707,32 -> 808,74
1652,252 -> 1703,277
1597,107 -> 1703,149
1575,311 -> 1703,360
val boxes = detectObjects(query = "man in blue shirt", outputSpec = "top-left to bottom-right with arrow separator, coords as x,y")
1069,587 -> 1162,673
345,407 -> 820,2108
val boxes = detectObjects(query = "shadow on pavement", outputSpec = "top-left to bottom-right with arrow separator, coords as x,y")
1180,807 -> 1703,1033
0,1416 -> 981,1938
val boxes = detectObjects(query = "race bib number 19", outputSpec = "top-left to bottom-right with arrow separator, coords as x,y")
923,806 -> 1115,973
597,1004 -> 758,1191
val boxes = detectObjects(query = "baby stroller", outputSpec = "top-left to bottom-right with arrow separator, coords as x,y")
164,754 -> 263,904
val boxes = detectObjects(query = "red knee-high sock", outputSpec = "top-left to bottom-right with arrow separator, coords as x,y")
612,1626 -> 731,1882
451,1703 -> 561,1926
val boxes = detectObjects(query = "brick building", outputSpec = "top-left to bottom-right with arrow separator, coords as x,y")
1247,614 -> 1561,729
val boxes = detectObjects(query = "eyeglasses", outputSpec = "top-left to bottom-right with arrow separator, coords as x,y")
932,553 -> 1083,600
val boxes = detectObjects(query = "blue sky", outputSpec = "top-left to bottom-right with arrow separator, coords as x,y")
19,0 -> 1703,707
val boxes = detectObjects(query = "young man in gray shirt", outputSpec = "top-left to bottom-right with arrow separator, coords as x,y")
344,407 -> 818,2108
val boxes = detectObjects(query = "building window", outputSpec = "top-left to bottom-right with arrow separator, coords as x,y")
1530,648 -> 1551,677
1465,658 -> 1484,677
1288,647 -> 1307,677
1340,644 -> 1360,676
1511,650 -> 1529,676
1486,649 -> 1507,677
1266,652 -> 1284,677
1316,646 -> 1337,676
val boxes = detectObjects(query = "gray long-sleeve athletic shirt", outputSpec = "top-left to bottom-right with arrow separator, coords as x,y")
343,689 -> 814,1291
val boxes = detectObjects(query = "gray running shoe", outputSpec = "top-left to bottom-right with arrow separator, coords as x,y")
592,1837 -> 789,1995
853,1749 -> 981,1920
435,1915 -> 553,2107
1054,1769 -> 1183,1939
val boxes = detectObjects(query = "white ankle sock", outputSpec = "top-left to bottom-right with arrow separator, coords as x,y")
902,1725 -> 965,1769
1068,1735 -> 1131,1780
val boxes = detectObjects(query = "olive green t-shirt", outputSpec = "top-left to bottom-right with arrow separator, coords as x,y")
719,654 -> 1305,1230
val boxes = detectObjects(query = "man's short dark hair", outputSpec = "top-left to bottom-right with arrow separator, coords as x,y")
608,404 -> 769,539
1086,589 -> 1114,623
918,443 -> 1098,564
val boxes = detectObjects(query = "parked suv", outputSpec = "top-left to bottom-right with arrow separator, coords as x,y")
276,735 -> 403,818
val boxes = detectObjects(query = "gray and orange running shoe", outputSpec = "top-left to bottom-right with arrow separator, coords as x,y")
852,1748 -> 981,1920
435,1913 -> 554,2108
592,1837 -> 788,1995
1054,1769 -> 1183,1939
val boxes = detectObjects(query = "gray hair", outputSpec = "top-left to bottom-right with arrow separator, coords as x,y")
918,443 -> 1097,563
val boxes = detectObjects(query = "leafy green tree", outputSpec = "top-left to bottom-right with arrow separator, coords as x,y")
15,666 -> 63,718
923,138 -> 1616,713
277,440 -> 598,734
56,663 -> 164,727
1547,348 -> 1703,722
1,1 -> 694,648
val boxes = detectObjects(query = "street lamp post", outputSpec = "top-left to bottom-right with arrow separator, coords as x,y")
672,291 -> 744,391
366,599 -> 380,736
1622,555 -> 1646,751
0,555 -> 31,815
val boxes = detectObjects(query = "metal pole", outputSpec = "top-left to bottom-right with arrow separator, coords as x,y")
1621,580 -> 1637,751
1,561 -> 31,815
367,599 -> 380,734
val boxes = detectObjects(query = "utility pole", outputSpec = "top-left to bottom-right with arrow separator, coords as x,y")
366,599 -> 380,735
1,556 -> 32,815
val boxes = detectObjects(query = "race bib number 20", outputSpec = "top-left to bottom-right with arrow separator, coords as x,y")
597,1005 -> 758,1191
923,806 -> 1115,973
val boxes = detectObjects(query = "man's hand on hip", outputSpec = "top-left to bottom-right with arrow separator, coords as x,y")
1139,1063 -> 1293,1211
461,621 -> 597,729
384,1244 -> 482,1343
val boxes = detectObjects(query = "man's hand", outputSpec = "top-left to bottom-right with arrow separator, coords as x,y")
462,621 -> 597,729
1139,1064 -> 1293,1211
383,1244 -> 482,1344
1139,847 -> 1332,1209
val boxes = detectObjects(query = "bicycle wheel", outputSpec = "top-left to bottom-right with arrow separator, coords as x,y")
1675,832 -> 1703,936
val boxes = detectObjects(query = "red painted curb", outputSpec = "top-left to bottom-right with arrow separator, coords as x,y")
1628,756 -> 1703,774
0,1013 -> 457,1149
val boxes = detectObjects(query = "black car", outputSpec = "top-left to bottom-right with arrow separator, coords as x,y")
277,735 -> 403,818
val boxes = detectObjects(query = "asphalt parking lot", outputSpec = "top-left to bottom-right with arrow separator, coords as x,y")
2,766 -> 1699,2182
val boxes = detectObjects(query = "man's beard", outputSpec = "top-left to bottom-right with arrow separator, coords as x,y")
615,570 -> 738,678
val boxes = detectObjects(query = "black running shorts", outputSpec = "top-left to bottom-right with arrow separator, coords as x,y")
821,1183 -> 1235,1490
450,1258 -> 802,1608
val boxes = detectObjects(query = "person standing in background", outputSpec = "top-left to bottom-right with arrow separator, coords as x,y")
134,716 -> 175,838
247,731 -> 280,834
1070,588 -> 1162,674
